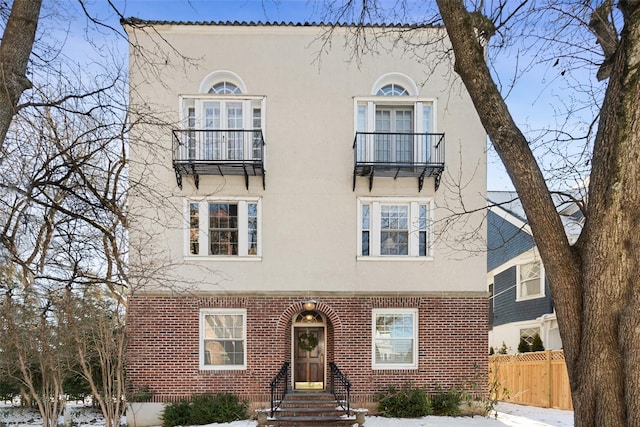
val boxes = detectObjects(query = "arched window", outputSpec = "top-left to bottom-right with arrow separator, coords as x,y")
376,84 -> 409,96
209,81 -> 242,95
371,73 -> 418,96
198,70 -> 247,94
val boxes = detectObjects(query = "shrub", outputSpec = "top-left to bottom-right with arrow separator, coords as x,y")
431,387 -> 462,416
498,342 -> 509,354
531,333 -> 545,352
376,385 -> 432,418
162,393 -> 248,427
162,400 -> 191,427
517,337 -> 531,353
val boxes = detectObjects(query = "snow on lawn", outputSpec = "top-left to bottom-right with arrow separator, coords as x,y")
0,402 -> 574,427
142,403 -> 573,427
177,403 -> 574,427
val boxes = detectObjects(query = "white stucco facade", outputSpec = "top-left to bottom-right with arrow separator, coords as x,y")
127,23 -> 487,297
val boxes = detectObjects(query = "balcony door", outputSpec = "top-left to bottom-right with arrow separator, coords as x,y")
375,107 -> 413,163
201,100 -> 245,160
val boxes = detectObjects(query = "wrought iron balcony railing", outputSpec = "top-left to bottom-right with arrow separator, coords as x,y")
172,129 -> 265,190
353,132 -> 445,191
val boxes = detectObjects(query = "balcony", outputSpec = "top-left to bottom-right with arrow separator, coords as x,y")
172,129 -> 265,190
353,132 -> 445,191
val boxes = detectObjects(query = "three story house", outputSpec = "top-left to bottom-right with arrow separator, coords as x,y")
124,20 -> 488,424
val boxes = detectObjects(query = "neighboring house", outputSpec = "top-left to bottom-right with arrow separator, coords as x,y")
487,191 -> 583,353
123,20 -> 488,421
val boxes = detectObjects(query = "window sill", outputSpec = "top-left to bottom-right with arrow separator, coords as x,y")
372,365 -> 418,370
199,365 -> 247,371
185,256 -> 262,262
357,256 -> 433,262
516,294 -> 545,302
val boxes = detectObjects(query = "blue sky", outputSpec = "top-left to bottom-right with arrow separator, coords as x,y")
113,0 -> 325,22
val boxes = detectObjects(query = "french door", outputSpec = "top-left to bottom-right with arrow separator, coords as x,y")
375,107 -> 413,163
201,100 -> 245,160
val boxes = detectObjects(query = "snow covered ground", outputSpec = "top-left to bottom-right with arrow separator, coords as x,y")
195,403 -> 574,427
0,402 -> 573,427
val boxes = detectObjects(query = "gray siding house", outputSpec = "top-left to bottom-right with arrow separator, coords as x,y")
487,191 -> 583,353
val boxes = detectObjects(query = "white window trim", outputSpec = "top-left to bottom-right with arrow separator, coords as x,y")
184,197 -> 262,261
179,95 -> 267,133
372,308 -> 419,370
357,197 -> 434,261
199,308 -> 247,371
353,96 -> 438,133
516,261 -> 545,301
371,72 -> 419,96
198,70 -> 248,94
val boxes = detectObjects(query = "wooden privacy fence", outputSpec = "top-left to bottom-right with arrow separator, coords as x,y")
489,350 -> 573,410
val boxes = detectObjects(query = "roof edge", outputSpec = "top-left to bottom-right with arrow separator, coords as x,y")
120,17 -> 442,29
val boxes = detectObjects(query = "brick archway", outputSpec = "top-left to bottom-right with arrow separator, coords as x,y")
275,300 -> 342,335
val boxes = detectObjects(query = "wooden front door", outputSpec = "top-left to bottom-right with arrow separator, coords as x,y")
294,327 -> 325,390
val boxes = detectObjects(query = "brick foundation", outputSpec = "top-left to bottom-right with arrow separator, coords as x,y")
126,294 -> 488,404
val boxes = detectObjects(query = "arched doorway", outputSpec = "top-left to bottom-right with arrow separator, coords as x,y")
292,310 -> 326,390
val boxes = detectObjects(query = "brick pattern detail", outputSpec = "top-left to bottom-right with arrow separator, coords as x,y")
126,295 -> 488,403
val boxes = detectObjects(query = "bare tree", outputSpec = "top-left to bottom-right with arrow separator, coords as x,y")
0,3 -> 221,426
323,1 -> 640,426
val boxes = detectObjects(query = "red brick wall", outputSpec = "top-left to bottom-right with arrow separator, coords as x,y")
126,295 -> 488,404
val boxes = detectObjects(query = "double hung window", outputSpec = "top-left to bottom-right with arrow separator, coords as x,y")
358,198 -> 432,258
517,261 -> 544,300
187,198 -> 260,258
200,308 -> 246,370
372,308 -> 418,369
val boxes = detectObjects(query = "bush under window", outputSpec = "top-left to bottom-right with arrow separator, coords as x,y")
162,392 -> 248,427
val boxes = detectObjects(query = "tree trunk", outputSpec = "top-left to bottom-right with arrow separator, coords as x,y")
0,0 -> 42,149
574,2 -> 640,425
436,1 -> 640,425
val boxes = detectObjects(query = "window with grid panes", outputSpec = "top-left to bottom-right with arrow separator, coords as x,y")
372,308 -> 418,369
517,261 -> 543,299
186,198 -> 260,257
200,309 -> 246,370
358,198 -> 432,258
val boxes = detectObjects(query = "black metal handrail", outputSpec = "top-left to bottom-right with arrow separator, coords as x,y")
353,132 -> 445,166
329,362 -> 351,415
172,129 -> 265,162
269,362 -> 290,417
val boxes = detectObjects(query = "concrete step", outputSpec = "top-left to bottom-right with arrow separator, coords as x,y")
258,392 -> 364,427
280,400 -> 344,407
283,392 -> 336,400
263,415 -> 358,426
277,407 -> 346,417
